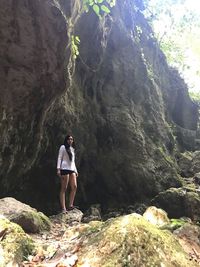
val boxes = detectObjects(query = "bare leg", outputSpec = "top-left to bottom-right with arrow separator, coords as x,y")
69,173 -> 77,208
60,175 -> 69,211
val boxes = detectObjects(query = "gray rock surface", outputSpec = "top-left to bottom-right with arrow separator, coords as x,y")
191,151 -> 200,174
177,152 -> 193,177
50,208 -> 83,225
194,172 -> 200,185
0,0 -> 69,191
174,223 -> 200,246
82,204 -> 102,223
0,197 -> 51,233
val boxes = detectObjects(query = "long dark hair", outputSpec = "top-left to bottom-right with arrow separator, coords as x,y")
63,135 -> 75,161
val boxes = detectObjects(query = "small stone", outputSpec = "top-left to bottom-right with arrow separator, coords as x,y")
143,206 -> 170,226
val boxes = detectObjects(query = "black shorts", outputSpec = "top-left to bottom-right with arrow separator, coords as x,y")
60,169 -> 75,175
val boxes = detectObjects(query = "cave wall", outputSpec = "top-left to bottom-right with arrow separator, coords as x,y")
0,0 -> 198,214
0,0 -> 70,192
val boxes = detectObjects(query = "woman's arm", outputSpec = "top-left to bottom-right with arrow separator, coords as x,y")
57,146 -> 63,175
73,148 -> 78,176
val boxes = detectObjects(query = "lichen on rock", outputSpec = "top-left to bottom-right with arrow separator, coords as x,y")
0,216 -> 34,266
11,210 -> 51,233
152,187 -> 200,221
76,213 -> 197,267
0,197 -> 51,233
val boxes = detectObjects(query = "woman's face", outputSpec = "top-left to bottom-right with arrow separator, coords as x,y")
67,136 -> 73,145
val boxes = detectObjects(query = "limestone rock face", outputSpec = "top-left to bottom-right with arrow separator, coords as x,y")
0,197 -> 51,233
0,0 -> 69,192
0,0 -> 198,213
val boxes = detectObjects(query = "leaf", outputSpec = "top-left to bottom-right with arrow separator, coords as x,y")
105,0 -> 115,7
109,2 -> 115,7
97,0 -> 104,3
100,4 -> 110,13
83,3 -> 89,12
89,0 -> 94,6
75,36 -> 80,44
93,4 -> 100,16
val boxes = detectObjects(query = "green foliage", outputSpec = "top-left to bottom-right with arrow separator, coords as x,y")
160,218 -> 186,231
143,0 -> 200,92
170,218 -> 186,230
189,91 -> 200,106
71,35 -> 80,60
83,0 -> 115,17
70,0 -> 115,61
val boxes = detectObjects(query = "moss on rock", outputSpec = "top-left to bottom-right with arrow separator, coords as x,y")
77,214 -> 198,267
152,187 -> 200,221
160,218 -> 187,231
0,217 -> 34,265
11,210 -> 51,233
0,197 -> 51,233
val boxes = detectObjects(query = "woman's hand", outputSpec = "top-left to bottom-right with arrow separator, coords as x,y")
57,169 -> 61,177
76,172 -> 79,177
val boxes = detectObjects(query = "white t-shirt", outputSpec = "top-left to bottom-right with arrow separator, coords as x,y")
57,145 -> 77,173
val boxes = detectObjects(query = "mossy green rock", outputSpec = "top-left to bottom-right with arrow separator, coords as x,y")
152,187 -> 200,220
0,217 -> 34,266
77,214 -> 197,267
11,210 -> 51,233
0,197 -> 51,233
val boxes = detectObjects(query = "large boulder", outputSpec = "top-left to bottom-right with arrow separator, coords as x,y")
0,197 -> 51,233
76,213 -> 198,266
0,216 -> 34,266
152,188 -> 200,220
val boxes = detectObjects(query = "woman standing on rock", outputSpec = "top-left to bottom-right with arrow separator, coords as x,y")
57,135 -> 78,213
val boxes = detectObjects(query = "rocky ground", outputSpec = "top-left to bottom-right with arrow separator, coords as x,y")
22,215 -> 200,267
0,199 -> 200,267
1,151 -> 200,266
